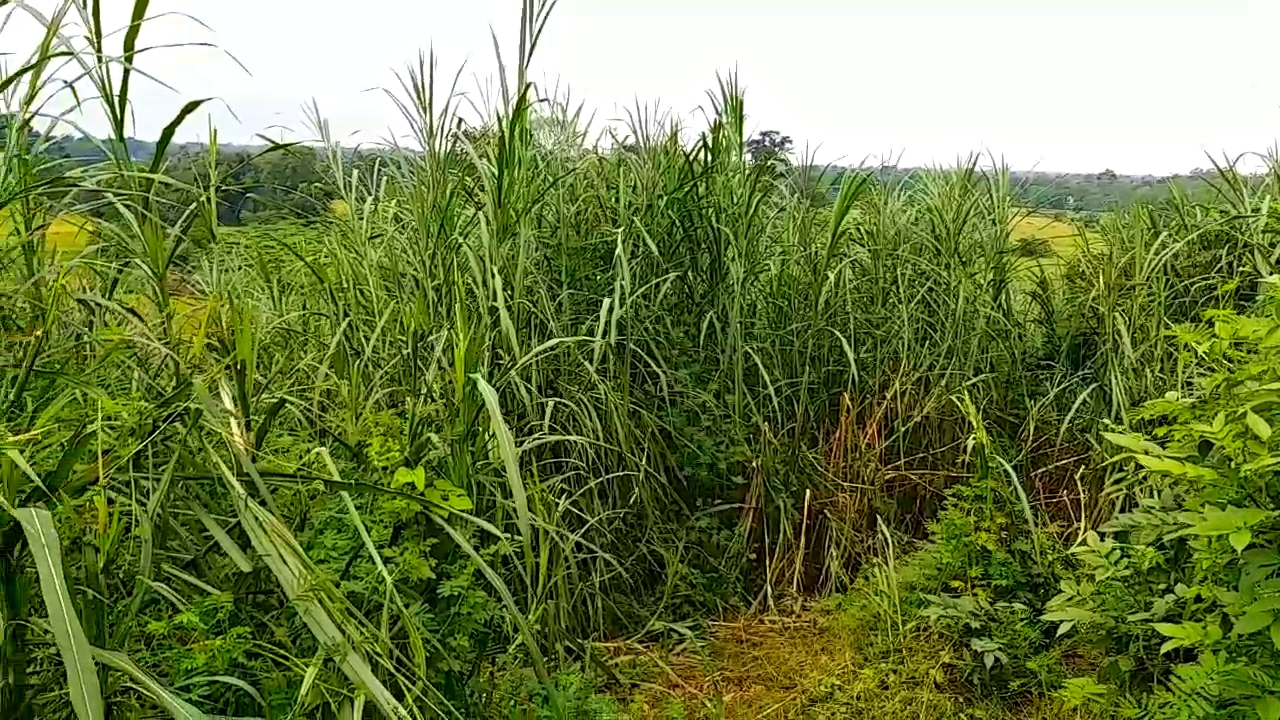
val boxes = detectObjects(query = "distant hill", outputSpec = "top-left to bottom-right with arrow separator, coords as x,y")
20,125 -> 1232,216
806,165 -> 1224,214
38,135 -> 266,164
1007,169 -> 1220,212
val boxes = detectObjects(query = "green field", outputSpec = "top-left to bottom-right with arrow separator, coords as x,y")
4,3 -> 1280,720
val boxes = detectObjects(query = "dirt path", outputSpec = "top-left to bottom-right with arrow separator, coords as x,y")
603,609 -> 1076,719
604,612 -> 862,718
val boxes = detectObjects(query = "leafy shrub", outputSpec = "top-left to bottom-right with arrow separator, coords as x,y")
901,479 -> 1068,698
485,667 -> 622,719
921,592 -> 1066,696
1046,302 -> 1280,718
884,426 -> 1072,700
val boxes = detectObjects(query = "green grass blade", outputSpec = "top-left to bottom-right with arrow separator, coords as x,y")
116,0 -> 152,139
206,447 -> 413,720
425,511 -> 559,714
471,373 -> 531,548
92,648 -> 210,720
187,500 -> 253,573
317,448 -> 432,684
172,675 -> 265,708
148,98 -> 212,176
3,503 -> 103,720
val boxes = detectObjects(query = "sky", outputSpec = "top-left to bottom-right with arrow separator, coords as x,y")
6,0 -> 1280,174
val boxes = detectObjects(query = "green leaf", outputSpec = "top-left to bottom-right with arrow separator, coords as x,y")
433,479 -> 473,511
1153,621 -> 1221,652
1058,676 -> 1111,708
4,505 -> 103,720
1247,410 -> 1273,441
1101,431 -> 1164,456
1271,619 -> 1280,650
148,98 -> 212,176
1256,695 -> 1280,720
1152,622 -> 1195,639
1189,506 -> 1272,536
1234,610 -> 1274,635
392,466 -> 425,492
116,0 -> 154,139
1231,528 -> 1254,553
421,487 -> 446,514
1133,454 -> 1218,480
1042,607 -> 1100,625
418,479 -> 474,517
1242,455 -> 1280,472
5,448 -> 50,496
1247,597 -> 1280,613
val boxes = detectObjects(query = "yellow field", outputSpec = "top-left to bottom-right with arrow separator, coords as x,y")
1009,211 -> 1090,255
44,214 -> 97,254
0,208 -> 98,256
122,291 -> 213,343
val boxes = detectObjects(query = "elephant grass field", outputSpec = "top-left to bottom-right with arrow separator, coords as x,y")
7,1 -> 1280,719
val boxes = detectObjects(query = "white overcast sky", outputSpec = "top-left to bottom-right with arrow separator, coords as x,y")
6,0 -> 1280,173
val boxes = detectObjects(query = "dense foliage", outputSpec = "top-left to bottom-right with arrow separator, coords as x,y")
4,2 -> 1280,719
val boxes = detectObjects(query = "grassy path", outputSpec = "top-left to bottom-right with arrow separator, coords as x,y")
609,607 -> 1088,720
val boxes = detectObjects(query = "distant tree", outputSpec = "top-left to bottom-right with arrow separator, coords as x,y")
0,113 -> 41,151
249,147 -> 331,218
747,130 -> 792,166
214,151 -> 254,226
159,150 -> 252,226
161,145 -> 334,226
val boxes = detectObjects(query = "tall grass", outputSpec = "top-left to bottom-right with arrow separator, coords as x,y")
2,1 -> 1277,717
